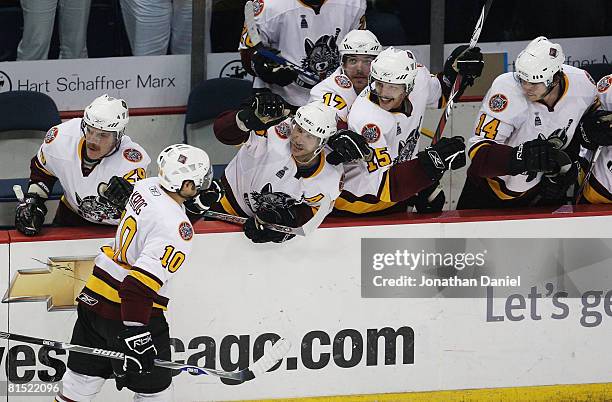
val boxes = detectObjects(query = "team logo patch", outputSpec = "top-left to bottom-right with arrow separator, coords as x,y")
44,127 -> 58,144
178,221 -> 194,241
253,0 -> 264,16
334,75 -> 352,89
275,121 -> 291,139
549,48 -> 557,57
597,75 -> 612,93
488,93 -> 508,112
178,154 -> 187,164
361,123 -> 381,143
123,148 -> 143,163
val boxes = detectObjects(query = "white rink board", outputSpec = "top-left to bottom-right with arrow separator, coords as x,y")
2,215 -> 612,401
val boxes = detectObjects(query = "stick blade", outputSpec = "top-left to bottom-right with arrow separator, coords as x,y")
248,338 -> 291,377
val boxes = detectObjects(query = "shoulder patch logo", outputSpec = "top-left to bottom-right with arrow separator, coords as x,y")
488,93 -> 508,112
123,148 -> 143,163
178,221 -> 194,241
361,123 -> 381,144
44,127 -> 58,144
253,0 -> 264,16
334,75 -> 352,89
597,75 -> 612,93
275,121 -> 291,139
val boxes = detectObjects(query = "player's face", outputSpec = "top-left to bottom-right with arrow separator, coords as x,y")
373,80 -> 407,111
179,181 -> 198,199
519,79 -> 549,102
84,125 -> 117,160
343,55 -> 375,93
289,123 -> 322,162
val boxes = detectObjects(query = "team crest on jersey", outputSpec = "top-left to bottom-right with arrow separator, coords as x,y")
395,128 -> 420,164
75,187 -> 122,223
123,148 -> 143,163
178,221 -> 194,241
597,75 -> 612,93
252,0 -> 264,16
334,75 -> 352,89
275,121 -> 291,139
488,93 -> 508,112
299,30 -> 341,86
361,123 -> 381,143
44,127 -> 58,144
247,183 -> 300,215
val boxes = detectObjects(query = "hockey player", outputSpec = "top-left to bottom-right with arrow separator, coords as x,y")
239,0 -> 366,108
56,144 -> 221,401
213,94 -> 344,243
15,94 -> 150,236
576,74 -> 612,203
333,45 -> 482,214
457,37 -> 599,209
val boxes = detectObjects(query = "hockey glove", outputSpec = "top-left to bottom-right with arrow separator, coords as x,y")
443,45 -> 484,87
508,138 -> 560,175
538,161 -> 579,204
578,110 -> 612,150
237,92 -> 290,131
244,207 -> 297,244
252,47 -> 298,86
113,326 -> 157,376
417,136 -> 466,181
409,183 -> 446,213
326,129 -> 373,165
102,176 -> 134,210
184,179 -> 224,215
15,192 -> 47,236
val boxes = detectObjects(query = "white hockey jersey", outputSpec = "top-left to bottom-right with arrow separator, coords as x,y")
340,66 -> 441,199
223,119 -> 344,224
85,177 -> 194,314
309,66 -> 358,121
582,74 -> 612,203
240,0 -> 366,107
468,65 -> 598,197
35,118 -> 150,225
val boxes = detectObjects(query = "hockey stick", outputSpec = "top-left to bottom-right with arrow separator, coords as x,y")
204,210 -> 306,236
244,1 -> 320,83
574,147 -> 601,204
0,331 -> 291,382
432,0 -> 493,144
13,184 -> 24,202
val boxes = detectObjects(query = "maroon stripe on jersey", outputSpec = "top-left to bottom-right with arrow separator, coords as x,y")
386,159 -> 434,202
92,266 -> 122,289
119,275 -> 156,324
29,155 -> 58,193
213,110 -> 250,146
219,176 -> 249,217
132,266 -> 164,288
78,287 -> 164,322
487,177 -> 526,198
467,141 -> 514,178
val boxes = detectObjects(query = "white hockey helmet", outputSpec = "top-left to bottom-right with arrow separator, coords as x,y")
339,29 -> 382,57
515,36 -> 564,87
82,94 -> 130,139
369,47 -> 418,93
157,144 -> 213,193
293,100 -> 338,149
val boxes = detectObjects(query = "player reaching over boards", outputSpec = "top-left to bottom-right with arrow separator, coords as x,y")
213,94 -> 344,243
15,94 -> 150,236
457,36 -> 599,209
55,144 -> 222,401
332,45 -> 482,215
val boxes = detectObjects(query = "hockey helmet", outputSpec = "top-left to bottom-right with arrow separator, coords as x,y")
157,144 -> 213,193
369,47 -> 418,93
515,36 -> 564,87
82,94 -> 130,140
339,30 -> 382,58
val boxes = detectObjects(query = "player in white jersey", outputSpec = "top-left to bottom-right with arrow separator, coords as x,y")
213,93 -> 344,243
334,45 -> 482,214
457,37 -> 599,209
56,144 -> 221,402
576,74 -> 612,203
15,95 -> 150,236
239,0 -> 366,108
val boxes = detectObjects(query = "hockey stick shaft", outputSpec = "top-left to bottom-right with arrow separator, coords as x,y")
574,147 -> 601,204
432,0 -> 493,144
0,331 -> 290,381
204,210 -> 306,236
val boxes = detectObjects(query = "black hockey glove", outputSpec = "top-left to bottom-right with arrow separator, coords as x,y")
244,207 -> 297,244
184,179 -> 224,215
417,136 -> 466,181
113,326 -> 157,376
538,161 -> 579,204
508,138 -> 560,175
237,92 -> 289,131
578,110 -> 612,150
103,176 -> 134,210
409,183 -> 446,213
15,193 -> 47,236
252,46 -> 298,86
326,129 -> 373,165
443,45 -> 484,87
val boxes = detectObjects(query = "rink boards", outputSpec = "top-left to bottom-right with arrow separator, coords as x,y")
0,206 -> 612,401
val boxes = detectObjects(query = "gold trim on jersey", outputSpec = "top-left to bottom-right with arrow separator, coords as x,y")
308,153 -> 326,179
84,275 -> 167,310
468,140 -> 496,160
130,270 -> 162,293
485,177 -> 525,200
583,176 -> 612,204
77,137 -> 85,162
334,196 -> 397,214
220,194 -> 239,216
101,245 -> 132,270
34,156 -> 54,177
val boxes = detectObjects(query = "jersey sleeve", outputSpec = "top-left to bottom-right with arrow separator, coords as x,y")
239,1 -> 275,50
415,66 -> 442,107
597,74 -> 612,110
